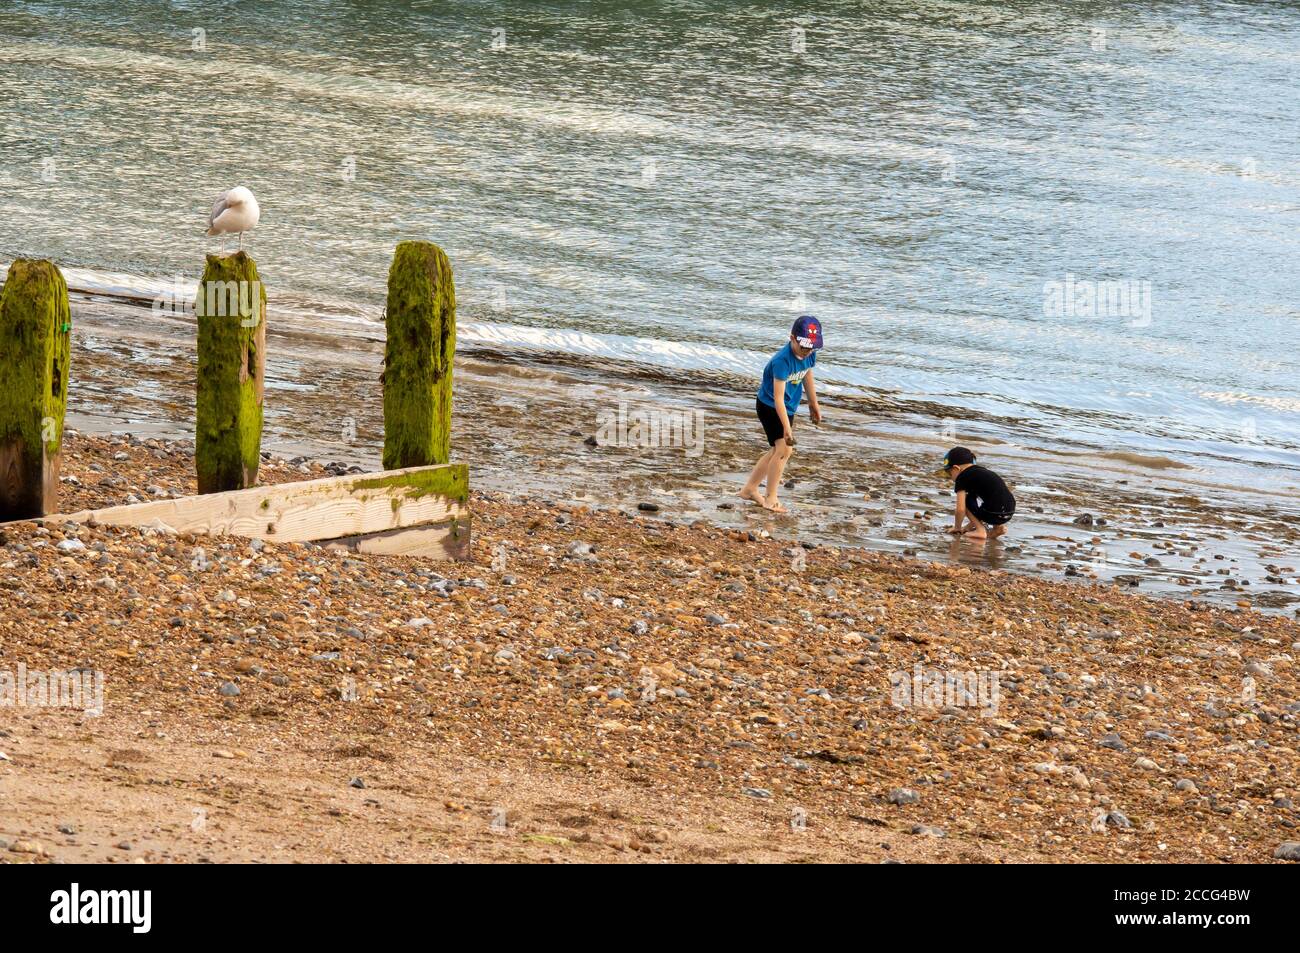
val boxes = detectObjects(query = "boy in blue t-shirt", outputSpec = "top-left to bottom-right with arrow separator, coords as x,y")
741,315 -> 824,513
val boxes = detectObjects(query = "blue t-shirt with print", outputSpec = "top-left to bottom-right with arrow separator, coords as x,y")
758,343 -> 816,417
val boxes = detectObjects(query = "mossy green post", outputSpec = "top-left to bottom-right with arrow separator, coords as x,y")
382,241 -> 455,470
0,259 -> 71,519
195,251 -> 265,493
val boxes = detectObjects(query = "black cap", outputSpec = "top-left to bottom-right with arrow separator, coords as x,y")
942,447 -> 975,470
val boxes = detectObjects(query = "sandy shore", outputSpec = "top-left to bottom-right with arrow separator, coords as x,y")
0,432 -> 1298,863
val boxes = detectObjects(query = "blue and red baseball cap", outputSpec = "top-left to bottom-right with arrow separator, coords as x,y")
792,315 -> 824,350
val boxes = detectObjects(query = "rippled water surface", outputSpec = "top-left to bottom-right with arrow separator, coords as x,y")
2,0 -> 1299,473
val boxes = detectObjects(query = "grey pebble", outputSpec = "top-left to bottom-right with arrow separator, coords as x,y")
1099,733 -> 1128,751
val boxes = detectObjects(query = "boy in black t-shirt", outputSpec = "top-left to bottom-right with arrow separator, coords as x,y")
941,447 -> 1016,540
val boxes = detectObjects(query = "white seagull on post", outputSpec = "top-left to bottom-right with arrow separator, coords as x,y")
207,186 -> 261,253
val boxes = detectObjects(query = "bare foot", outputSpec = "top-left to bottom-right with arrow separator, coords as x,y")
763,498 -> 787,514
989,525 -> 1008,539
739,487 -> 766,506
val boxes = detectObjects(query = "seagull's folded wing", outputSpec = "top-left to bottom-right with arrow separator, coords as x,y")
207,191 -> 231,233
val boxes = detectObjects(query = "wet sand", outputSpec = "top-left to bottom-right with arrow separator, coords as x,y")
63,290 -> 1300,616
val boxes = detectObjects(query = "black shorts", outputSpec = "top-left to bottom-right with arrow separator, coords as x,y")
756,399 -> 790,447
969,499 -> 1015,526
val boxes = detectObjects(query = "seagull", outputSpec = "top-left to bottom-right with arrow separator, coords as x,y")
206,186 -> 261,253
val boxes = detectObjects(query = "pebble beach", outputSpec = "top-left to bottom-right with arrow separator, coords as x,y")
1,432 -> 1298,863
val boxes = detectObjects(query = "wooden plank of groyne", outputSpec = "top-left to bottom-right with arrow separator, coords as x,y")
47,464 -> 470,552
321,515 -> 471,560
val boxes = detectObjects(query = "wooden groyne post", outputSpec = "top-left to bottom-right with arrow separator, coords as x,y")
382,241 -> 456,470
195,251 -> 266,493
0,258 -> 71,519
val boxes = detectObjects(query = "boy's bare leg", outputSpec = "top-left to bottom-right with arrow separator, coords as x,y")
740,450 -> 773,504
988,523 -> 1008,539
962,518 -> 988,540
763,442 -> 793,512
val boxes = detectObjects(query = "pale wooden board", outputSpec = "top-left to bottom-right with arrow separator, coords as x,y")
42,464 -> 469,547
322,515 -> 471,560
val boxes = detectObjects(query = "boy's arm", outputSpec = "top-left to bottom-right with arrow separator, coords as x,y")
805,370 -> 822,424
949,490 -> 969,533
772,379 -> 793,442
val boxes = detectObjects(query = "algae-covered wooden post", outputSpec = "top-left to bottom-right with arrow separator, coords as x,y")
0,259 -> 71,519
382,241 -> 456,470
195,251 -> 266,493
